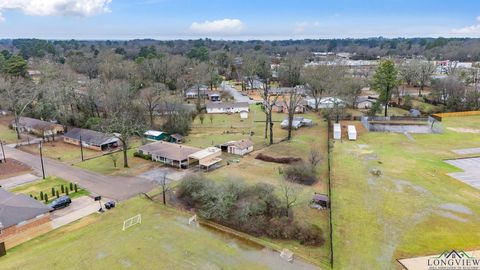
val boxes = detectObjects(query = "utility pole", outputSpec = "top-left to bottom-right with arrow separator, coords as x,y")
39,141 -> 45,179
79,135 -> 84,162
0,140 -> 6,163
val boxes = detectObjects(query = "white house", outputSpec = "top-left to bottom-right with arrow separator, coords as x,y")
355,96 -> 377,109
307,97 -> 344,109
348,125 -> 357,141
333,123 -> 341,140
206,102 -> 250,114
224,139 -> 254,156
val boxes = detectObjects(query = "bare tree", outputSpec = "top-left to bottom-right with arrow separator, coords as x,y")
279,177 -> 299,217
140,84 -> 164,128
256,54 -> 274,142
417,61 -> 435,96
283,87 -> 303,140
158,172 -> 171,205
308,149 -> 321,169
108,152 -> 120,168
302,64 -> 345,111
0,77 -> 39,139
102,81 -> 146,168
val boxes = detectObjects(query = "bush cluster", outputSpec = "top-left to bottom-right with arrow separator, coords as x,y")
176,175 -> 324,246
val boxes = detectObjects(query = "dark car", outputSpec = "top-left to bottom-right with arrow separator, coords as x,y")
49,196 -> 72,211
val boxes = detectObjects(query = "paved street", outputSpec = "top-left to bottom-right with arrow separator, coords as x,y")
221,81 -> 256,104
4,145 -> 156,201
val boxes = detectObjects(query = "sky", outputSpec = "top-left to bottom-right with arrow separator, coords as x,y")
0,0 -> 480,40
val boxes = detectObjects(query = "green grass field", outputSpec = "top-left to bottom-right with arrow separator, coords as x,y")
0,123 -> 17,143
331,116 -> 480,269
11,176 -> 89,203
19,141 -> 100,162
0,196 -> 317,270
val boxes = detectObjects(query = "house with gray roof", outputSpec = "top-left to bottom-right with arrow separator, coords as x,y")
0,188 -> 52,248
206,102 -> 249,114
63,128 -> 120,151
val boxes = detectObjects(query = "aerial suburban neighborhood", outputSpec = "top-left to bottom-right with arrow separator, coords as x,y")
0,1 -> 480,270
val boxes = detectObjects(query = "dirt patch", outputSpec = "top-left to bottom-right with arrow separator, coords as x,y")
0,158 -> 32,179
255,153 -> 302,164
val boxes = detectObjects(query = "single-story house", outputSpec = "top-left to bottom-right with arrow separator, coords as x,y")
355,96 -> 377,109
240,110 -> 249,119
138,141 -> 201,169
220,139 -> 254,156
185,84 -> 209,99
307,97 -> 345,109
206,102 -> 250,114
11,117 -> 64,137
169,133 -> 184,144
144,130 -> 169,141
188,147 -> 222,171
63,128 -> 119,151
280,117 -> 313,129
0,188 -> 52,249
272,100 -> 307,114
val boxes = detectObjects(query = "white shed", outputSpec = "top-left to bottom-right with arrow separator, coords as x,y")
240,110 -> 249,119
347,125 -> 357,141
333,123 -> 341,140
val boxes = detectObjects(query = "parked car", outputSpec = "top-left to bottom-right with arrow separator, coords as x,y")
49,196 -> 72,211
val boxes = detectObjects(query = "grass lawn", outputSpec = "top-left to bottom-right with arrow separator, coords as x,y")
199,106 -> 331,266
18,140 -> 100,163
11,176 -> 89,203
411,99 -> 442,114
331,116 -> 480,269
75,149 -> 160,176
0,116 -> 17,143
0,196 -> 317,270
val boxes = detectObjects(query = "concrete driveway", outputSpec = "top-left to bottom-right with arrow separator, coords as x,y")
445,157 -> 480,190
0,173 -> 39,190
51,196 -> 102,229
5,145 -> 156,201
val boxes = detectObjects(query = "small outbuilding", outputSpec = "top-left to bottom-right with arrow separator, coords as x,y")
311,193 -> 329,209
188,147 -> 222,171
239,110 -> 249,119
333,123 -> 341,140
221,139 -> 254,156
169,133 -> 184,144
347,125 -> 357,141
144,130 -> 168,141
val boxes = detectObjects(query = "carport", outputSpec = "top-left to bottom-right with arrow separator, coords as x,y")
188,147 -> 222,171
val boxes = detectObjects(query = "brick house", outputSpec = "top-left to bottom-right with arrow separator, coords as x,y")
0,188 -> 52,250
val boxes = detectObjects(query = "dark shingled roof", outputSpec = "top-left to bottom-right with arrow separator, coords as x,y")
0,188 -> 51,228
14,117 -> 57,130
64,128 -> 119,147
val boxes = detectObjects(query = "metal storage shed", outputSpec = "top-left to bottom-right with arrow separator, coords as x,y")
348,125 -> 357,141
333,123 -> 341,140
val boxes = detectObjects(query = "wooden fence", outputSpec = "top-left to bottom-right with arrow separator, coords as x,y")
432,111 -> 480,121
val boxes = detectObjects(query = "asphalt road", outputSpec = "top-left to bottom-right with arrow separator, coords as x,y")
4,145 -> 156,201
221,81 -> 256,104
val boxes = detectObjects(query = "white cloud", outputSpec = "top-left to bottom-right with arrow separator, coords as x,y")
0,0 -> 112,21
294,21 -> 320,34
189,18 -> 244,34
452,16 -> 480,35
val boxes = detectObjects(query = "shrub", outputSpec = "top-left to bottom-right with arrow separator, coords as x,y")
51,187 -> 55,197
133,151 -> 151,160
61,185 -> 65,193
255,153 -> 302,164
66,188 -> 69,195
69,182 -> 74,191
44,194 -> 48,203
284,162 -> 317,185
74,184 -> 78,193
40,191 -> 44,200
56,190 -> 60,198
